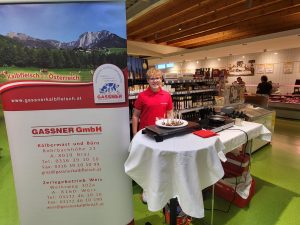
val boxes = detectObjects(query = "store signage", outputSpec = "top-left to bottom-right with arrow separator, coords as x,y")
0,81 -> 133,225
0,1 -> 133,225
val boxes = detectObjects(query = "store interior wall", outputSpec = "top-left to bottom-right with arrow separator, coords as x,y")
153,47 -> 300,95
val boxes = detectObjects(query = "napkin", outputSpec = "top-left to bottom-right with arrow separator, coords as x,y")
193,129 -> 218,138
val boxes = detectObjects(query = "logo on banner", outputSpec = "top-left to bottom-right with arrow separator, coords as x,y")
93,64 -> 125,103
99,83 -> 119,94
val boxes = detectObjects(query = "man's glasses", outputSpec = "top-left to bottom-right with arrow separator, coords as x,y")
148,77 -> 161,81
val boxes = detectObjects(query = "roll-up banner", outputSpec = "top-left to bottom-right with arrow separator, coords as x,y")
0,1 -> 134,225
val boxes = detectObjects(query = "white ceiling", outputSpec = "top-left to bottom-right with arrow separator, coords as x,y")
127,28 -> 300,66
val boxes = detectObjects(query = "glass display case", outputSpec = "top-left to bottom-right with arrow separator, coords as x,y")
268,94 -> 300,119
241,106 -> 276,152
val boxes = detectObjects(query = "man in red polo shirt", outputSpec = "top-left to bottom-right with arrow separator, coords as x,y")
132,68 -> 173,204
132,68 -> 173,136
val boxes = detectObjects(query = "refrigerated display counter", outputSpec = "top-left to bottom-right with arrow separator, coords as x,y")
268,94 -> 300,120
221,104 -> 275,153
241,106 -> 275,153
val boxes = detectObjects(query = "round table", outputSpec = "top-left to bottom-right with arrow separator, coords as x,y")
125,130 -> 225,219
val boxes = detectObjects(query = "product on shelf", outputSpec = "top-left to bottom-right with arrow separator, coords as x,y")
269,94 -> 300,104
128,77 -> 218,122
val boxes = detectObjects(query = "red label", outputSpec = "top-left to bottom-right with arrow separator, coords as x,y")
0,81 -> 128,111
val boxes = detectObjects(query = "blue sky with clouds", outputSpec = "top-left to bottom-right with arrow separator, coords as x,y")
0,2 -> 126,42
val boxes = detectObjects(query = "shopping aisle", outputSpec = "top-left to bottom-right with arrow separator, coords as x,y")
0,117 -> 299,225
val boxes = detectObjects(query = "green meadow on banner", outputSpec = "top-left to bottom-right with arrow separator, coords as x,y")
0,46 -> 127,83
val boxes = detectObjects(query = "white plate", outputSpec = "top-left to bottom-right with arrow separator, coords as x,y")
155,119 -> 188,128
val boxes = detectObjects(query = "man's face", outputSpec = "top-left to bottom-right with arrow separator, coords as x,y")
148,75 -> 162,91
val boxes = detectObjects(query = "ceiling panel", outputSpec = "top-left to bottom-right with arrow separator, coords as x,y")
126,0 -> 300,63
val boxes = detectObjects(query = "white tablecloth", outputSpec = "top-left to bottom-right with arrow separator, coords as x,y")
218,121 -> 271,154
124,121 -> 271,218
125,131 -> 225,218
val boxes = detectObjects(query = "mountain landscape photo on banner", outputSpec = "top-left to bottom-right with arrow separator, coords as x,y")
0,2 -> 127,83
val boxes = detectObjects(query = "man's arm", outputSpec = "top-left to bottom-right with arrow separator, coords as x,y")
132,108 -> 141,137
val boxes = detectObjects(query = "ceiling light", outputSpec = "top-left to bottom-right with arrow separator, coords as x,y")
242,56 -> 245,58
217,58 -> 221,61
274,52 -> 278,55
196,61 -> 199,64
178,28 -> 182,31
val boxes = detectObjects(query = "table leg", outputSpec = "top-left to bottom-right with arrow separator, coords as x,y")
211,184 -> 215,225
169,198 -> 178,225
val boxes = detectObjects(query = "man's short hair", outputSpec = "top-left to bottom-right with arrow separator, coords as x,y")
261,75 -> 268,82
146,68 -> 162,79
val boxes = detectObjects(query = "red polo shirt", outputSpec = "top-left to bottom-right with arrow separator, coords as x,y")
134,87 -> 173,130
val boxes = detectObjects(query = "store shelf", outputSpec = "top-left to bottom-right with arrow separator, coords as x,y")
171,89 -> 217,95
177,106 -> 207,114
128,95 -> 138,100
128,78 -> 218,121
164,78 -> 214,84
129,88 -> 217,98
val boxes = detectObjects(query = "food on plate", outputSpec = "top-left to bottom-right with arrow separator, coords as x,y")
161,119 -> 184,127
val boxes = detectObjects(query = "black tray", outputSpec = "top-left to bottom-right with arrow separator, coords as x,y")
142,121 -> 200,142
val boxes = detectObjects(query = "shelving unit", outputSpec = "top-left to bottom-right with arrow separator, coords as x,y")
164,78 -> 214,84
128,78 -> 218,120
163,79 -> 217,115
